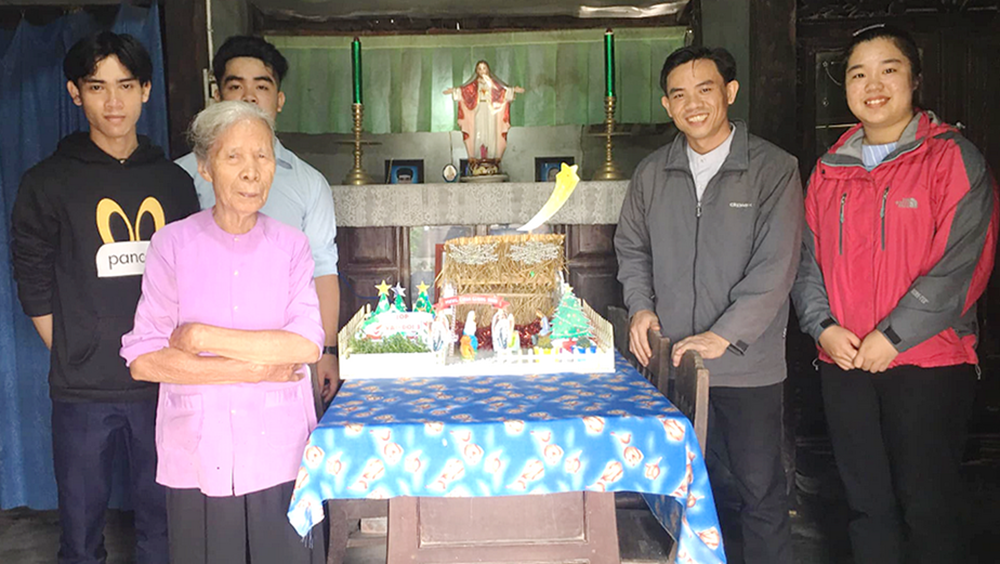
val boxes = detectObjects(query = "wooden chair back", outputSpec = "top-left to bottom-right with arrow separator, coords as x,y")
606,307 -> 709,454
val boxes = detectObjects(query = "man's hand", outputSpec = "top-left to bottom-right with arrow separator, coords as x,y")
671,331 -> 729,367
853,330 -> 898,373
817,325 -> 861,371
317,353 -> 340,402
169,323 -> 206,355
30,315 -> 53,350
629,310 -> 661,367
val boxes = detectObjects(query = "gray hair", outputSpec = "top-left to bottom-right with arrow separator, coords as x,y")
187,101 -> 275,162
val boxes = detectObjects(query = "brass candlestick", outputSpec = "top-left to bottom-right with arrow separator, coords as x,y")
593,95 -> 625,181
343,103 -> 375,185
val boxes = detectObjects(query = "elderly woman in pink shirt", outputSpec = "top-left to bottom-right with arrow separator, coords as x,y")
121,101 -> 325,564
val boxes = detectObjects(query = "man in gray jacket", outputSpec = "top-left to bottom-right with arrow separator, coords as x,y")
614,46 -> 802,564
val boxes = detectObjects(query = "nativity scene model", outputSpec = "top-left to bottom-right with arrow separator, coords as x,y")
337,233 -> 614,378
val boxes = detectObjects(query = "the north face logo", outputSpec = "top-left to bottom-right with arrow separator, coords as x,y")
896,197 -> 918,209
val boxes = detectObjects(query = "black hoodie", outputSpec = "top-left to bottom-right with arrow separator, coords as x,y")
11,132 -> 200,402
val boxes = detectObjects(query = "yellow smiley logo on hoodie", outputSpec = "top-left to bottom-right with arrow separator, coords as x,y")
95,197 -> 165,278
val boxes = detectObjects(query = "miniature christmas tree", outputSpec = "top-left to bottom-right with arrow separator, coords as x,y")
373,280 -> 393,316
550,287 -> 591,342
391,283 -> 407,312
361,280 -> 394,331
413,282 -> 434,314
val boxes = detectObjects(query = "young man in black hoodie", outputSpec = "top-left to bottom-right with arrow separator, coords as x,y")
11,32 -> 199,564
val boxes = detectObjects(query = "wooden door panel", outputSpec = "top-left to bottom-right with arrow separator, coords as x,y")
416,494 -> 585,546
337,226 -> 408,329
558,225 -> 624,317
387,492 -> 620,563
340,226 -> 402,267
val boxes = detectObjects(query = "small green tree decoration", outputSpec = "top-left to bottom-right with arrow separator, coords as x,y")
413,281 -> 434,314
391,283 -> 407,312
550,286 -> 591,342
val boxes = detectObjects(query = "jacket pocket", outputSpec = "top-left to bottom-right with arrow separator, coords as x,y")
263,385 -> 309,449
159,392 -> 204,453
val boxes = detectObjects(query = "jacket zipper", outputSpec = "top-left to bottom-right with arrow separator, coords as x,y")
880,186 -> 890,250
839,193 -> 847,255
693,200 -> 701,335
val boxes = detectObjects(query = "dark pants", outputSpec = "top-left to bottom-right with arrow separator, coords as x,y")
51,399 -> 167,564
166,481 -> 326,564
821,363 -> 977,564
705,383 -> 793,564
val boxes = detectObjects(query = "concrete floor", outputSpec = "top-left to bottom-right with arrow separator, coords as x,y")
2,437 -> 998,564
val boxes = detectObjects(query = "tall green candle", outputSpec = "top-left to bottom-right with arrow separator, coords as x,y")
604,29 -> 615,98
351,37 -> 363,104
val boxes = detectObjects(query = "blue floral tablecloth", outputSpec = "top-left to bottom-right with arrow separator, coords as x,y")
288,355 -> 726,564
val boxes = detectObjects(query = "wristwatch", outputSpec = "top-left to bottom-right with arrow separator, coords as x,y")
323,345 -> 339,356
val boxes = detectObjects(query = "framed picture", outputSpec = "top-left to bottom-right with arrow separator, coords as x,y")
459,159 -> 469,177
535,156 -> 574,182
385,159 -> 424,184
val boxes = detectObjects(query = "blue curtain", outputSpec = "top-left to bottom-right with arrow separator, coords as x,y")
0,2 -> 170,510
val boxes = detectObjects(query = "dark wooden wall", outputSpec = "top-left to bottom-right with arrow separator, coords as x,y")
163,0 -> 208,159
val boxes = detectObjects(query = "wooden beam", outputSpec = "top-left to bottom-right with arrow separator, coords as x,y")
748,0 -> 797,153
163,0 -> 208,159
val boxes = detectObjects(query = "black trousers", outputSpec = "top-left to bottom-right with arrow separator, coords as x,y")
166,481 -> 325,564
820,363 -> 977,564
51,399 -> 167,564
704,383 -> 793,564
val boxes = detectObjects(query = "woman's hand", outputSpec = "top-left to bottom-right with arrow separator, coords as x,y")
253,363 -> 303,383
817,325 -> 861,371
169,323 -> 206,355
853,330 -> 898,373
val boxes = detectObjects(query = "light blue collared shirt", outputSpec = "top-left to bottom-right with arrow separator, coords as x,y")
862,141 -> 898,171
176,139 -> 339,277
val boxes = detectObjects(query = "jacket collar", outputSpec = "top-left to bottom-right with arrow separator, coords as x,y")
820,110 -> 947,168
664,120 -> 750,173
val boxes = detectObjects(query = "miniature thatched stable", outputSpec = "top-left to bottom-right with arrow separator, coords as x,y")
437,233 -> 566,326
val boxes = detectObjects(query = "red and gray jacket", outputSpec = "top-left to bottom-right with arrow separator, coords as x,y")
792,111 -> 998,368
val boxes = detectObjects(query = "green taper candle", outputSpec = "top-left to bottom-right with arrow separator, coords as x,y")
604,29 -> 615,98
351,37 -> 363,104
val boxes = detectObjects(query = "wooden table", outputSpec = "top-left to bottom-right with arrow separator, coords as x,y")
287,356 -> 725,564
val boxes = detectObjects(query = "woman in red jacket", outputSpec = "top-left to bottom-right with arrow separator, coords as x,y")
792,25 -> 997,564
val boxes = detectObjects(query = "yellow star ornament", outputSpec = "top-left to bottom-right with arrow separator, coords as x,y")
375,280 -> 392,296
416,282 -> 430,293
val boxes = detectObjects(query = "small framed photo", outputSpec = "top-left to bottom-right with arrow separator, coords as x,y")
385,159 -> 424,184
459,159 -> 469,177
535,156 -> 574,182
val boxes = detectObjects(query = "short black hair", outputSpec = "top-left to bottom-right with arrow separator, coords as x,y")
660,46 -> 737,95
63,31 -> 153,85
213,36 -> 289,87
397,167 -> 414,178
845,24 -> 922,81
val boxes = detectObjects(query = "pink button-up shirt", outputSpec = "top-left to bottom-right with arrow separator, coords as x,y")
121,209 -> 324,497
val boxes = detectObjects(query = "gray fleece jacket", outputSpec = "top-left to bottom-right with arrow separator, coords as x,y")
614,121 -> 804,387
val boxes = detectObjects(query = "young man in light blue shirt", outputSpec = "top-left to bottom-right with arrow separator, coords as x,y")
176,36 -> 341,402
